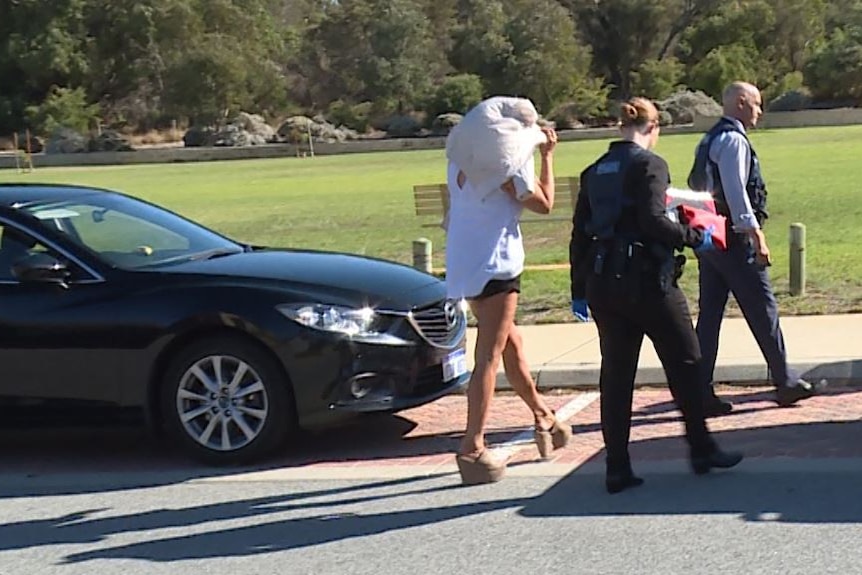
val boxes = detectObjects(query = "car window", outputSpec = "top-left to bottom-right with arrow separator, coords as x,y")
57,203 -> 191,253
0,223 -> 85,282
18,193 -> 242,269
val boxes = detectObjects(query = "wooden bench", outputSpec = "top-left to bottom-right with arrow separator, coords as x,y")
412,177 -> 580,228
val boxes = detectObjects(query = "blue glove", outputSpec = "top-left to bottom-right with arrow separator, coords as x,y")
571,299 -> 590,322
695,225 -> 715,253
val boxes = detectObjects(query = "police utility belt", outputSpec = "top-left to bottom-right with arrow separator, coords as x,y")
589,238 -> 683,300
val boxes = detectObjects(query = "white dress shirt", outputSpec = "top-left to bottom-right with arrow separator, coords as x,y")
707,116 -> 760,232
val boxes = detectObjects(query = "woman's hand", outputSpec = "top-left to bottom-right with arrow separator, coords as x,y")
539,127 -> 558,157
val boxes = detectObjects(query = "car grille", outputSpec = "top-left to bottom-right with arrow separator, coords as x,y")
409,300 -> 465,347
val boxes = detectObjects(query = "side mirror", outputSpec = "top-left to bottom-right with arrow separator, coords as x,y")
11,253 -> 72,285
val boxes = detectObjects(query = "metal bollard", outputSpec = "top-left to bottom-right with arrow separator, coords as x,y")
789,223 -> 806,296
412,238 -> 433,274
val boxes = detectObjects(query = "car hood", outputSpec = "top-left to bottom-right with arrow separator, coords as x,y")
162,249 -> 445,309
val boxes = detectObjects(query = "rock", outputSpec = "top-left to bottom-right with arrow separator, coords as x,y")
230,112 -> 276,142
15,132 -> 44,153
88,129 -> 134,152
213,125 -> 268,147
183,126 -> 218,147
768,90 -> 813,112
45,128 -> 87,154
657,110 -> 673,126
431,113 -> 463,135
385,115 -> 422,138
276,115 -> 363,143
658,90 -> 722,124
277,116 -> 315,138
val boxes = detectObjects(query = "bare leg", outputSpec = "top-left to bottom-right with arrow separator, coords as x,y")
502,321 -> 555,429
459,291 -> 517,456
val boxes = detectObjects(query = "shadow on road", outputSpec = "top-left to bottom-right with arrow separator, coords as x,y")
632,380 -> 861,418
1,420 -> 860,563
0,410 -> 528,497
521,421 -> 862,525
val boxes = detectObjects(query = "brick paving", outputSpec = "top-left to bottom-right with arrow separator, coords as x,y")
2,387 -> 860,475
287,385 -> 862,470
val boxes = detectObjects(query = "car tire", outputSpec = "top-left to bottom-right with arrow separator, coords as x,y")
160,335 -> 296,465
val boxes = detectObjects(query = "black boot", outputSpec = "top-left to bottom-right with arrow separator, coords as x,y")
703,393 -> 733,417
605,469 -> 645,494
776,379 -> 820,407
691,448 -> 744,475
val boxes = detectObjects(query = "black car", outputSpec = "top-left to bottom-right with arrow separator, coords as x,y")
0,183 -> 468,464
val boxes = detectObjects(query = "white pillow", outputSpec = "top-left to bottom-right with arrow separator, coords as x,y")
445,96 -> 547,195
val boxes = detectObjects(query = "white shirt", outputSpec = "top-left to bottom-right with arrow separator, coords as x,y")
707,116 -> 760,231
444,159 -> 536,299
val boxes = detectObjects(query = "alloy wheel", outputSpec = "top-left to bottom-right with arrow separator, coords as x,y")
175,354 -> 269,452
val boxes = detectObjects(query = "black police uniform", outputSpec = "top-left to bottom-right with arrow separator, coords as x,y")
570,140 -> 739,488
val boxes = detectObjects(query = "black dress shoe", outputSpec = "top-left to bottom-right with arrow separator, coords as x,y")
605,472 -> 645,494
691,449 -> 744,475
704,395 -> 733,417
776,379 -> 819,407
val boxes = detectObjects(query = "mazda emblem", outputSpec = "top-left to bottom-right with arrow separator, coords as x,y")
444,300 -> 458,330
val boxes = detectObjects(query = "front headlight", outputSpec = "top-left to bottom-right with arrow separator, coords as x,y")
277,304 -> 377,336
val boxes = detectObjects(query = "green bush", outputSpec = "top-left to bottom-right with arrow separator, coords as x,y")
630,57 -> 685,101
326,100 -> 373,133
687,45 -> 760,101
547,102 -> 583,130
548,78 -> 610,127
25,86 -> 100,137
803,28 -> 862,102
425,74 -> 484,120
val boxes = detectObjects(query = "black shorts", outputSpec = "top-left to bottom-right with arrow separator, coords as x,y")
472,275 -> 521,300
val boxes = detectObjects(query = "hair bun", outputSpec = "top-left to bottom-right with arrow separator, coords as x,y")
619,97 -> 658,127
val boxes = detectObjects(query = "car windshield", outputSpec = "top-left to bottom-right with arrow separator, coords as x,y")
16,192 -> 244,269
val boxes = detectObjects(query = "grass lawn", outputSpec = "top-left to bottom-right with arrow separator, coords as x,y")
2,124 -> 861,323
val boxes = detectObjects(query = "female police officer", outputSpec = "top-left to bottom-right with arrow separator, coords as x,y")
569,97 -> 743,494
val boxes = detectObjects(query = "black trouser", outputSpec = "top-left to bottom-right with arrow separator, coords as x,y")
587,276 -> 716,474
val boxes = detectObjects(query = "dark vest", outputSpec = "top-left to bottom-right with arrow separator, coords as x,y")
583,143 -> 645,241
688,117 -> 768,226
583,143 -> 678,295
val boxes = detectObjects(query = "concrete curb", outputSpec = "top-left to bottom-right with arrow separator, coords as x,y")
491,359 -> 861,390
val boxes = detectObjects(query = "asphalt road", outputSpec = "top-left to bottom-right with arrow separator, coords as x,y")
2,458 -> 862,575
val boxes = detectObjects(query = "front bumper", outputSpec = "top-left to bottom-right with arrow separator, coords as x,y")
325,338 -> 470,412
331,368 -> 470,413
276,329 -> 470,428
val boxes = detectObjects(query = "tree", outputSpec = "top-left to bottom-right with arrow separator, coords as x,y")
450,0 -> 603,114
561,0 -> 709,98
804,27 -> 862,102
501,0 -> 601,113
162,39 -> 250,125
24,85 -> 100,135
688,44 -> 761,100
426,74 -> 484,118
0,0 -> 90,132
630,57 -> 685,100
303,0 -> 444,112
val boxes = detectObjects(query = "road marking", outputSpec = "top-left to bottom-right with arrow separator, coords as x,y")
488,391 -> 600,462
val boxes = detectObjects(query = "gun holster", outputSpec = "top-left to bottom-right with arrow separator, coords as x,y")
597,239 -> 644,302
672,254 -> 686,284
